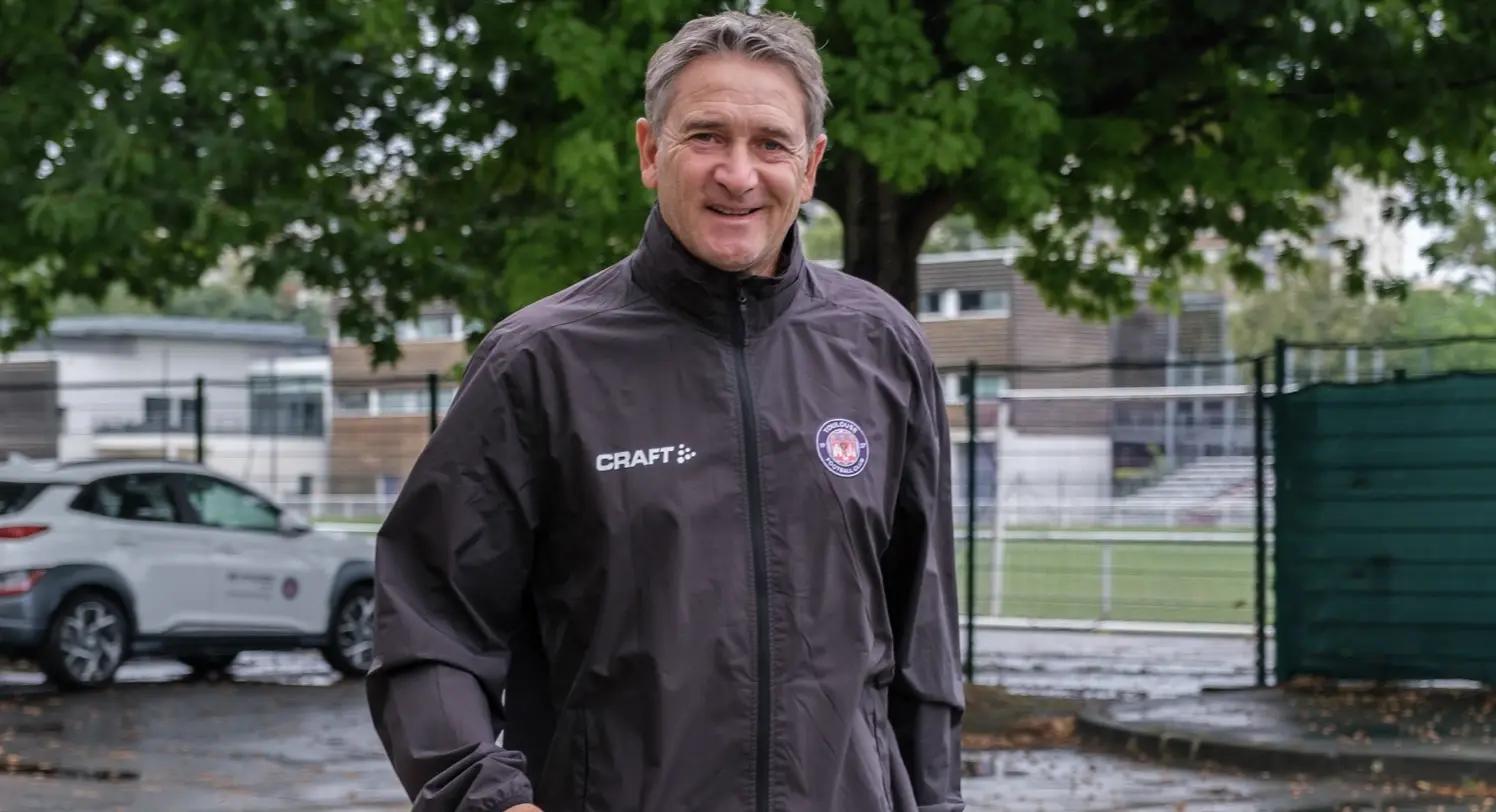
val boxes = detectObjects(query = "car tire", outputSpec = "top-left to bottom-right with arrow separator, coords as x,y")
39,591 -> 131,690
323,584 -> 374,677
178,652 -> 239,679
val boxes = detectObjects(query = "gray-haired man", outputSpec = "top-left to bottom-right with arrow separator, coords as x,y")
367,11 -> 964,811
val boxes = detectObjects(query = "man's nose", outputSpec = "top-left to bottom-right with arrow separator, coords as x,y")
713,141 -> 757,196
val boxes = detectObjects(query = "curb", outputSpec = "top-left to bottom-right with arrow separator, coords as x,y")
1077,699 -> 1496,783
0,683 -> 54,701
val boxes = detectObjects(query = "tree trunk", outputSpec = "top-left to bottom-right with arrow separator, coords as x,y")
821,154 -> 954,311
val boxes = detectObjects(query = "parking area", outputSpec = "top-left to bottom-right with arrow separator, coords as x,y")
1,646 -> 1442,812
0,655 -> 405,811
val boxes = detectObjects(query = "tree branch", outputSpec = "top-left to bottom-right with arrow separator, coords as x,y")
1060,17 -> 1237,119
910,0 -> 964,81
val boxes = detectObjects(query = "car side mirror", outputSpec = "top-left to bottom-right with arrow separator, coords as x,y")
278,511 -> 312,537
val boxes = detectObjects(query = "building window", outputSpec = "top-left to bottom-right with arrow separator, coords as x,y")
396,312 -> 459,341
250,376 -> 325,436
143,396 -> 171,429
334,389 -> 371,416
416,313 -> 456,340
957,289 -> 1010,316
378,388 -> 425,415
918,291 -> 943,316
297,475 -> 314,496
178,398 -> 199,430
943,373 -> 1008,404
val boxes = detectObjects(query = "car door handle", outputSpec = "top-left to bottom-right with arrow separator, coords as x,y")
217,545 -> 241,555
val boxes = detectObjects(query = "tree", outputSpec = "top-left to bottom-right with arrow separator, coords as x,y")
53,280 -> 329,337
1230,265 -> 1496,376
5,1 -> 1496,363
1228,265 -> 1403,360
1427,202 -> 1496,289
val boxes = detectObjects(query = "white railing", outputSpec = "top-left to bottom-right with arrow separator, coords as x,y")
282,494 -> 396,521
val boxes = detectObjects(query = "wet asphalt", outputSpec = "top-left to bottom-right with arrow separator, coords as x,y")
0,642 -> 1478,811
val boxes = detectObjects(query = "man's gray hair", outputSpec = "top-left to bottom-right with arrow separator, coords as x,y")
644,11 -> 829,142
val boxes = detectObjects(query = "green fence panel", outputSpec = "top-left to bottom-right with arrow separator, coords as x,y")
1275,373 -> 1496,683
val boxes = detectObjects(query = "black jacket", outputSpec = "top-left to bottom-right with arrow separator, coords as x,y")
367,209 -> 965,811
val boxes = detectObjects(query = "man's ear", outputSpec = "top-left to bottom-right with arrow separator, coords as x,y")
799,133 -> 828,204
636,118 -> 660,190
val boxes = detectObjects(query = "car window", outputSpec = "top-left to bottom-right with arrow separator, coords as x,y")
180,476 -> 279,532
0,482 -> 45,516
75,474 -> 180,523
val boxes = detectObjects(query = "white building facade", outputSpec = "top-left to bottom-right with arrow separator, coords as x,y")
1,316 -> 329,502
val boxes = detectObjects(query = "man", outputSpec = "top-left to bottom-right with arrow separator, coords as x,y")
367,11 -> 964,812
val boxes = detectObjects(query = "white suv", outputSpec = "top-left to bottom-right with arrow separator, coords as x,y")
0,457 -> 376,689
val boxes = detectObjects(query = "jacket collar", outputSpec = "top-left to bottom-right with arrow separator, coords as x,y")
630,205 -> 806,340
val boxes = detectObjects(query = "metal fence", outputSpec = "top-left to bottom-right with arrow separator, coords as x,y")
1271,335 -> 1496,685
8,338 -> 1494,692
0,360 -> 1276,641
0,371 -> 453,521
945,357 -> 1275,683
946,336 -> 1496,689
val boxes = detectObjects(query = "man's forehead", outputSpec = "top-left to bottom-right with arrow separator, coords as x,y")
665,55 -> 807,133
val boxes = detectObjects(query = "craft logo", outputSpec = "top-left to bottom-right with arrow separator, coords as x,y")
596,444 -> 696,472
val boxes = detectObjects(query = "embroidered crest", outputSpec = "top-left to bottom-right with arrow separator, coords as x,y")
816,419 -> 869,478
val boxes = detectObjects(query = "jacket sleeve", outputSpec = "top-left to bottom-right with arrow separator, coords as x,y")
883,346 -> 965,811
365,331 -> 543,812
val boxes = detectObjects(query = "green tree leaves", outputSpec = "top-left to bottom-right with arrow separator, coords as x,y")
3,0 -> 1495,362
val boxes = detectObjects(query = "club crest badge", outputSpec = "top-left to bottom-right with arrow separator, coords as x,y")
816,418 -> 869,478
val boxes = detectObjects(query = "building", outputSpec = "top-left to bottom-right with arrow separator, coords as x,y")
914,252 -> 1115,521
326,305 -> 472,508
0,316 -> 328,502
1109,288 -> 1242,468
914,252 -> 1234,523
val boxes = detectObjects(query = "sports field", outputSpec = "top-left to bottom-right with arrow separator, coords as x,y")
955,530 -> 1271,625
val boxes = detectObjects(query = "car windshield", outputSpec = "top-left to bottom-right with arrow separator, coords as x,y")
0,481 -> 44,516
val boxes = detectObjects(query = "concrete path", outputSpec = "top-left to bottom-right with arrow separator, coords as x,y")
970,626 -> 1263,699
1082,686 -> 1496,785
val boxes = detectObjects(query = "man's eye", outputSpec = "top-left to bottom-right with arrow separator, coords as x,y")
690,132 -> 718,143
762,140 -> 784,151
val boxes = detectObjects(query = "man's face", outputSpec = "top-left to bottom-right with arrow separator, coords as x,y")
636,54 -> 827,277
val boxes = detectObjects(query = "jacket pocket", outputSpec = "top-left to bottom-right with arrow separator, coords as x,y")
570,709 -> 591,810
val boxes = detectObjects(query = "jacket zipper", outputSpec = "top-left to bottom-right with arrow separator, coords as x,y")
732,286 -> 771,812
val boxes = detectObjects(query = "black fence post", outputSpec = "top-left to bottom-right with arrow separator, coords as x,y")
964,360 -> 978,683
194,376 -> 206,465
1253,355 -> 1268,687
1273,337 -> 1288,397
427,372 -> 440,435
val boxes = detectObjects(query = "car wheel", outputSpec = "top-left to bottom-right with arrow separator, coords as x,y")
323,584 -> 374,677
39,591 -> 131,690
178,652 -> 239,679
